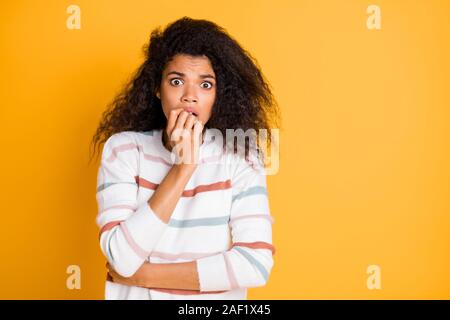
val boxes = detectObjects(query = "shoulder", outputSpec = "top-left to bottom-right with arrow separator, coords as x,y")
105,131 -> 137,145
102,131 -> 139,157
101,130 -> 153,162
103,130 -> 159,153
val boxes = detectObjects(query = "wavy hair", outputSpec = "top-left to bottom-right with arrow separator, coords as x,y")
90,17 -> 280,165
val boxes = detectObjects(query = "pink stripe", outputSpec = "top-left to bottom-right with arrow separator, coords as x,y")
107,142 -> 224,166
136,176 -> 231,196
143,153 -> 172,166
150,251 -> 221,261
107,143 -> 138,162
119,222 -> 149,259
223,253 -> 239,290
99,220 -> 123,238
229,214 -> 274,225
145,151 -> 223,166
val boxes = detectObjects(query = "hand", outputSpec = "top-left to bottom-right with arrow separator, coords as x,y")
106,262 -> 148,288
164,108 -> 204,165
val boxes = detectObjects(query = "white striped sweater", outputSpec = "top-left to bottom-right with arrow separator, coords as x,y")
95,128 -> 275,299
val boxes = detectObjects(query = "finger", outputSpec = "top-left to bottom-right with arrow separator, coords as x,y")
166,108 -> 185,137
109,273 -> 124,284
171,111 -> 190,143
184,113 -> 197,130
192,119 -> 203,138
166,108 -> 184,142
109,270 -> 123,281
109,271 -> 133,286
174,110 -> 189,131
189,121 -> 203,163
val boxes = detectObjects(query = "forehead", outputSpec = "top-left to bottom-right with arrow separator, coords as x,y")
163,54 -> 215,75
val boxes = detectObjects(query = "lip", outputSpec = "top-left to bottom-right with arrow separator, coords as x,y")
184,107 -> 198,116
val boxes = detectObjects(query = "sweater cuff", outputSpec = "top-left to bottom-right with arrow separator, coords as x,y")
121,202 -> 167,256
196,254 -> 231,292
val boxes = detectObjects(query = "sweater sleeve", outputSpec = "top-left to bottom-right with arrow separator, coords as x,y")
95,132 -> 168,277
195,151 -> 275,292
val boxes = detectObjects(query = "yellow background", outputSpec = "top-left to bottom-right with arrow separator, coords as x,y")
1,0 -> 449,299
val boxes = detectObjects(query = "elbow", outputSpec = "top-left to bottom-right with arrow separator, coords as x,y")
110,260 -> 140,278
232,246 -> 274,289
104,248 -> 144,279
242,270 -> 271,289
244,255 -> 274,289
100,229 -> 144,278
103,248 -> 140,278
255,264 -> 274,288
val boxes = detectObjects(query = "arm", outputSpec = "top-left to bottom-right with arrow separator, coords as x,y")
96,132 -> 198,277
148,163 -> 196,223
196,151 -> 275,291
108,151 -> 275,292
107,261 -> 200,291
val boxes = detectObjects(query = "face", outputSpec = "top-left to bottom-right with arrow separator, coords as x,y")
156,54 -> 216,125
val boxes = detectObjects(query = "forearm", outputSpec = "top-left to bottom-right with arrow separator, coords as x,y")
140,261 -> 200,291
148,164 -> 196,224
99,163 -> 196,277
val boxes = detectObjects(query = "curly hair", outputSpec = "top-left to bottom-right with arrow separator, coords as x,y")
90,17 -> 280,165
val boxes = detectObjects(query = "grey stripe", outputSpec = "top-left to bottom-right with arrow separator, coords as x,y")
106,227 -> 118,264
97,181 -> 137,192
168,215 -> 230,228
232,186 -> 267,203
234,246 -> 269,281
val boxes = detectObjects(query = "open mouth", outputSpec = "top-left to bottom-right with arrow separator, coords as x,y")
185,108 -> 198,117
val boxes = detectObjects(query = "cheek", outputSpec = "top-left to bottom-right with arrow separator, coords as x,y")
201,89 -> 215,106
160,101 -> 169,119
200,91 -> 216,121
160,87 -> 179,117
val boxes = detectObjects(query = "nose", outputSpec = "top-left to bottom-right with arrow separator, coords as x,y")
181,85 -> 198,103
182,96 -> 197,103
182,95 -> 197,103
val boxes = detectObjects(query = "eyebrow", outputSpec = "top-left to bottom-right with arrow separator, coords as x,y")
166,71 -> 216,80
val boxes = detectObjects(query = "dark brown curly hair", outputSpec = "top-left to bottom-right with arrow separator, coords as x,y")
90,17 -> 280,165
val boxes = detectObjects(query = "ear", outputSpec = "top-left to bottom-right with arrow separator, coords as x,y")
155,88 -> 160,99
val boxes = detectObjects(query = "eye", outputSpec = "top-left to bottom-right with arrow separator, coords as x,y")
169,78 -> 183,86
201,81 -> 213,89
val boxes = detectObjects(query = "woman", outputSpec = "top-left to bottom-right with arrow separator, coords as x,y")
91,17 -> 280,299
